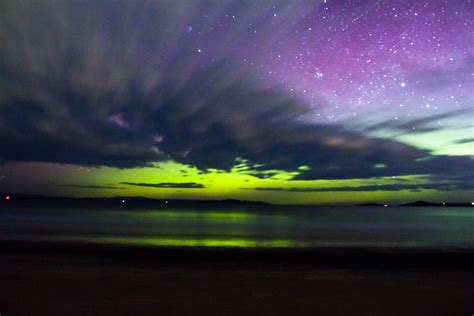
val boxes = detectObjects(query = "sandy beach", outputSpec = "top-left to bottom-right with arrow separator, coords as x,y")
1,242 -> 473,315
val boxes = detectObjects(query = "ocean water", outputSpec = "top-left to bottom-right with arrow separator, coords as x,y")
0,207 -> 473,249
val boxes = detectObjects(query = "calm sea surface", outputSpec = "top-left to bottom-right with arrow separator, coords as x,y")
1,207 -> 473,249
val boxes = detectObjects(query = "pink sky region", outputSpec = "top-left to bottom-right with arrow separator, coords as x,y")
0,0 -> 472,203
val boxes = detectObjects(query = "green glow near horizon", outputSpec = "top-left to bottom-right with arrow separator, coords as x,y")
1,109 -> 472,204
1,160 -> 472,204
1,110 -> 471,205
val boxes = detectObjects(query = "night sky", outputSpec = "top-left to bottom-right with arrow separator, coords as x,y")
0,0 -> 472,204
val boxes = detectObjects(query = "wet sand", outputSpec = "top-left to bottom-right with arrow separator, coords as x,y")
1,242 -> 473,315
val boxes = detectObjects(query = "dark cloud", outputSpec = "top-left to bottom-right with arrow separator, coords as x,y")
292,155 -> 473,180
63,184 -> 122,190
242,180 -> 474,192
362,109 -> 473,134
120,182 -> 205,189
0,1 -> 472,182
453,138 -> 474,145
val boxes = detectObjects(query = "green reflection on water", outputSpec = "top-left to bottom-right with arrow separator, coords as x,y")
90,237 -> 440,248
117,210 -> 289,223
96,236 -> 304,248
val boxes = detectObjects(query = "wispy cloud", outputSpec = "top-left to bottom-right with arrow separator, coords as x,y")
0,1 -> 472,183
409,57 -> 474,91
120,182 -> 205,189
453,138 -> 474,145
362,109 -> 473,134
242,181 -> 474,192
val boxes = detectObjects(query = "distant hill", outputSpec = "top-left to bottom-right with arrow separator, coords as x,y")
0,193 -> 272,210
0,194 -> 471,208
399,201 -> 472,207
399,201 -> 440,207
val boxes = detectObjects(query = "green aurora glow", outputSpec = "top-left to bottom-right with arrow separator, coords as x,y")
0,1 -> 472,205
1,158 -> 472,204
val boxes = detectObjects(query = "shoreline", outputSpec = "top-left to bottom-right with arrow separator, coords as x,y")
2,240 -> 473,268
1,241 -> 473,315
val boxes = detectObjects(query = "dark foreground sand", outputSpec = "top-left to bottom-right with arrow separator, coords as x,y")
0,242 -> 473,316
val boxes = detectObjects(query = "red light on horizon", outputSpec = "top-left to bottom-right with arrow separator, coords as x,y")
5,195 -> 10,200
